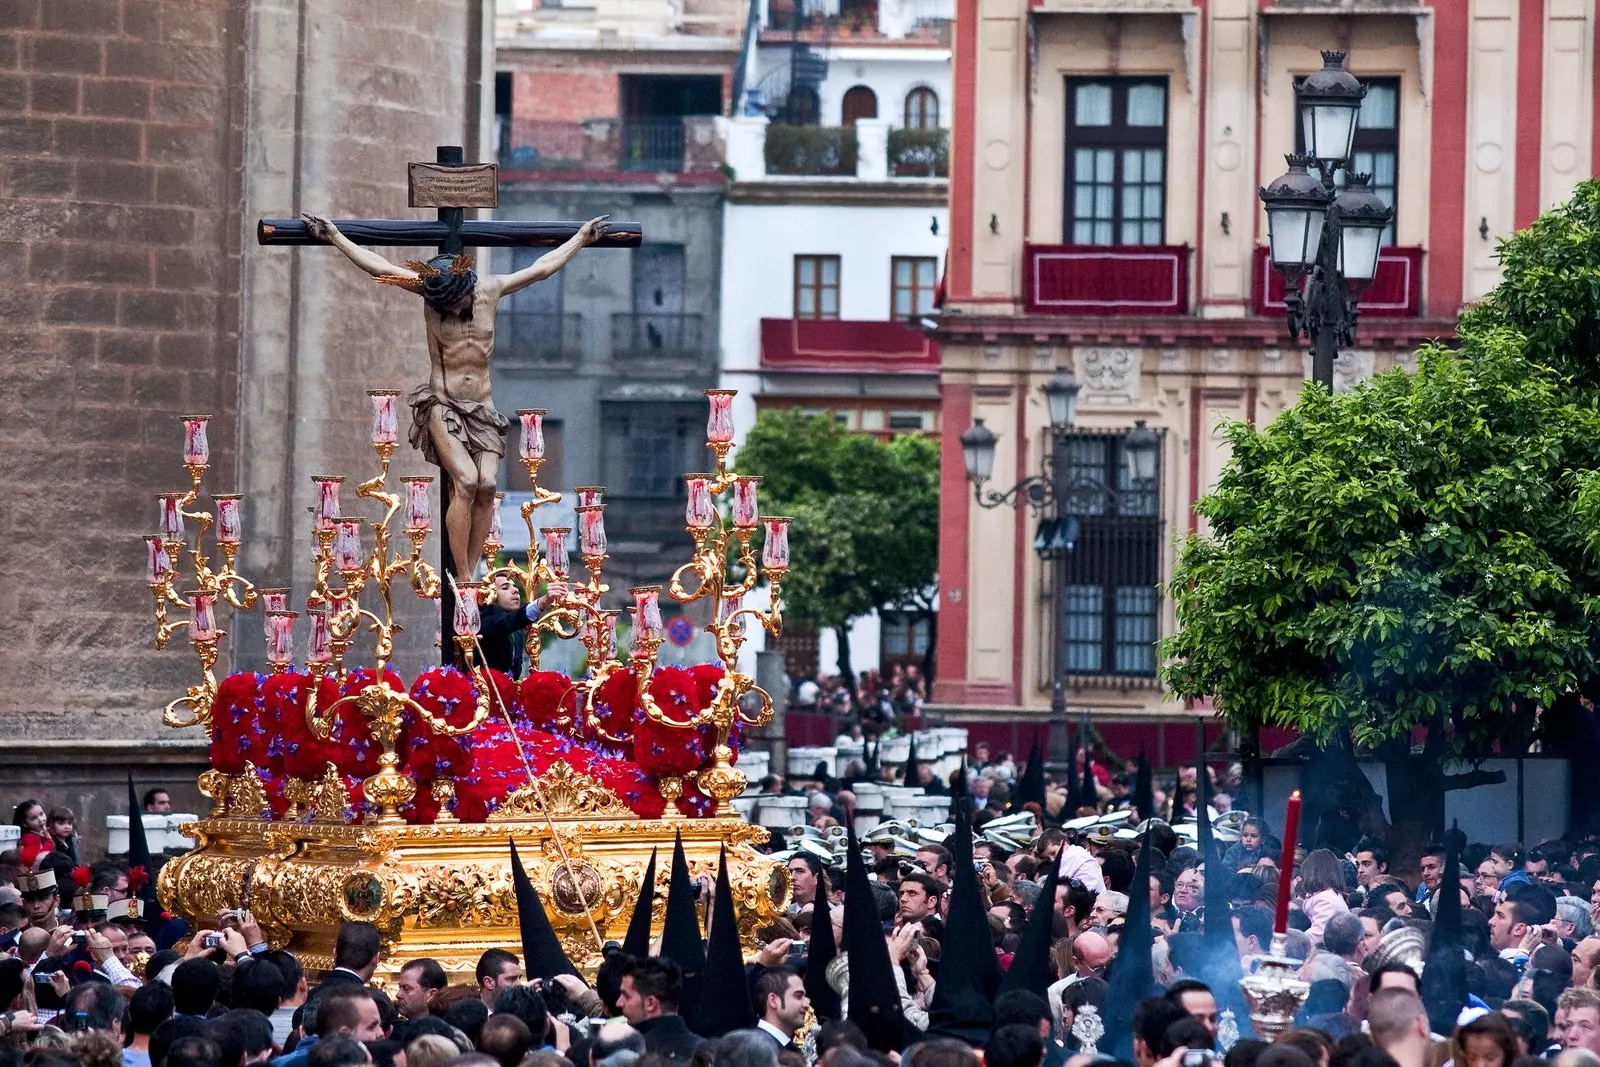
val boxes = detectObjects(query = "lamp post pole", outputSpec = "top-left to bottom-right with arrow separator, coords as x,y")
959,377 -> 1161,769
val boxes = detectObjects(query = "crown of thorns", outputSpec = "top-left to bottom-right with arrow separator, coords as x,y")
377,252 -> 476,295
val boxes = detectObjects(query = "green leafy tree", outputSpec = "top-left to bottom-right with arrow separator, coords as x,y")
1164,180 -> 1600,851
736,410 -> 939,702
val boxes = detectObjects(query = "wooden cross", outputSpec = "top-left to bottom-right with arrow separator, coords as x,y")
256,146 -> 641,659
257,145 -> 642,254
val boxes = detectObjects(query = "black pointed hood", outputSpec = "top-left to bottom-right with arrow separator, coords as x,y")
949,758 -> 970,822
927,809 -> 1000,1044
127,775 -> 158,909
1133,750 -> 1155,824
1064,720 -> 1082,817
998,862 -> 1060,997
696,846 -> 758,1037
903,733 -> 921,789
1197,750 -> 1244,997
1104,831 -> 1157,1060
660,831 -> 706,972
510,840 -> 580,982
804,865 -> 842,1020
1015,737 -> 1046,813
1076,711 -> 1099,813
623,848 -> 659,958
843,822 -> 910,1051
1421,826 -> 1468,1034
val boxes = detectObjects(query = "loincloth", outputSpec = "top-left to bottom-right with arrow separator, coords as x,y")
407,384 -> 510,466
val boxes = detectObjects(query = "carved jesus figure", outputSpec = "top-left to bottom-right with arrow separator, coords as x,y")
301,213 -> 608,576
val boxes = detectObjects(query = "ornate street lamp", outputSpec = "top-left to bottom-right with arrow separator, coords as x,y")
1259,51 -> 1395,390
960,374 -> 1163,764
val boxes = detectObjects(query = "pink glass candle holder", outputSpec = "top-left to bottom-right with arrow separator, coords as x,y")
705,389 -> 736,445
158,494 -> 185,543
312,476 -> 343,532
181,415 -> 211,467
517,409 -> 546,461
368,390 -> 400,446
631,586 -> 664,641
576,505 -> 607,558
308,608 -> 332,664
725,593 -> 746,636
761,517 -> 791,572
266,610 -> 297,665
488,493 -> 505,546
260,588 -> 290,640
575,486 -> 605,507
332,518 -> 363,573
683,475 -> 716,530
454,582 -> 483,637
732,476 -> 761,529
214,495 -> 243,545
600,611 -> 619,659
145,536 -> 171,587
402,477 -> 432,532
187,590 -> 218,641
541,527 -> 570,578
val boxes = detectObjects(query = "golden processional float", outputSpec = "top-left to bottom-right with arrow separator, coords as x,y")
146,388 -> 790,979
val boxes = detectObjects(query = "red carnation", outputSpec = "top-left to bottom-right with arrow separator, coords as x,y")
71,866 -> 91,889
127,867 -> 149,893
519,671 -> 581,735
330,668 -> 406,779
675,776 -> 717,819
632,711 -> 703,779
687,663 -> 724,710
592,668 -> 640,753
264,673 -> 341,780
71,961 -> 92,976
210,671 -> 266,774
405,668 -> 478,782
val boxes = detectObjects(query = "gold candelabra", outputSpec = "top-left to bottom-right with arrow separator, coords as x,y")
148,415 -> 258,729
635,388 -> 790,816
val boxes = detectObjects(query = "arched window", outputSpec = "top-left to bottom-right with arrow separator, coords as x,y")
905,86 -> 939,129
842,85 -> 878,125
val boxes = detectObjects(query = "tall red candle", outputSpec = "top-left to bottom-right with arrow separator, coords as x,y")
1273,789 -> 1302,934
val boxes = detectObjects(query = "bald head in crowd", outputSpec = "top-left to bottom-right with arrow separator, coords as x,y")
1368,988 -> 1430,1067
1072,931 -> 1112,977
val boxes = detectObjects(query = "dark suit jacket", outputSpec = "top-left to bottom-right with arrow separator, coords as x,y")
480,603 -> 531,677
636,1015 -> 705,1062
308,967 -> 366,999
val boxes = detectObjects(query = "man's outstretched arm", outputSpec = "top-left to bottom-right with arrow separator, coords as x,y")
301,213 -> 419,284
494,215 -> 609,296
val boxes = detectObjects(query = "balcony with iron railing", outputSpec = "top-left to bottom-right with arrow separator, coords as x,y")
760,0 -> 952,40
498,116 -> 724,176
725,116 -> 949,181
610,313 -> 713,373
495,311 -> 584,368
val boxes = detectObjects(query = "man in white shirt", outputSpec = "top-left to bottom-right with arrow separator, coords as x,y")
753,967 -> 809,1051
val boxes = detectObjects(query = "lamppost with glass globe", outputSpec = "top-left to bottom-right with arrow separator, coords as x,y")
1258,51 -> 1396,390
959,373 -> 1161,763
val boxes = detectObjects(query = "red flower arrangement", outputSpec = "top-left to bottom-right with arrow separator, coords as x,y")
405,667 -> 478,782
263,672 -> 341,780
591,667 -> 640,753
331,668 -> 407,779
209,672 -> 267,774
518,671 -> 581,736
675,776 -> 717,818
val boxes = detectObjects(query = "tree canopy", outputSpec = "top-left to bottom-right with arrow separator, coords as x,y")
1162,179 -> 1600,837
735,409 -> 938,654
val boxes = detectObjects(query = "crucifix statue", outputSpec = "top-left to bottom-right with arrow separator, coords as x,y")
258,146 -> 640,588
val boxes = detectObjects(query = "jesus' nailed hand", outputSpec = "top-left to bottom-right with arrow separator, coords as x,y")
299,211 -> 610,578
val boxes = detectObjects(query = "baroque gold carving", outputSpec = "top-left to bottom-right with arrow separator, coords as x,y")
227,765 -> 270,820
489,763 -> 635,821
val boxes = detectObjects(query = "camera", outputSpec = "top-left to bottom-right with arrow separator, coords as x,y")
68,932 -> 88,947
203,934 -> 221,949
1181,1052 -> 1218,1067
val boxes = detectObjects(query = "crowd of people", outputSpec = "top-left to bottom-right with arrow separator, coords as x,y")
3,754 -> 1600,1067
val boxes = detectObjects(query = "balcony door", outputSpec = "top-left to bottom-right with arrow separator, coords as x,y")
631,243 -> 687,355
1064,77 -> 1168,246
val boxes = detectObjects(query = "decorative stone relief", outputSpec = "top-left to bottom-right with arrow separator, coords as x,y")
1332,350 -> 1376,393
1077,347 -> 1141,403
